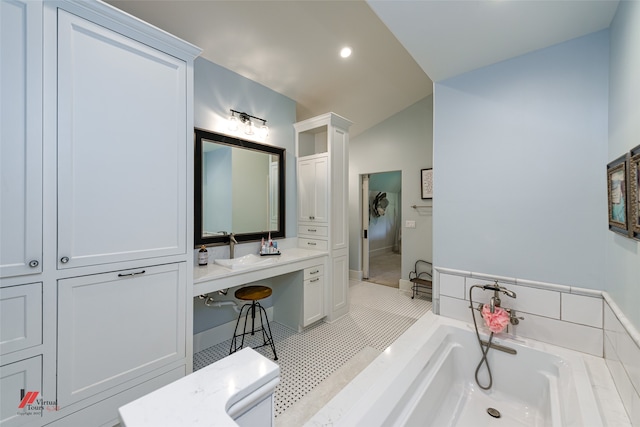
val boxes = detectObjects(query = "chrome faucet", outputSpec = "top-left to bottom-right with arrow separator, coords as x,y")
229,233 -> 237,259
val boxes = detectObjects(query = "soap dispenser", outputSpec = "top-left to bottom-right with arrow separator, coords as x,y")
198,245 -> 208,266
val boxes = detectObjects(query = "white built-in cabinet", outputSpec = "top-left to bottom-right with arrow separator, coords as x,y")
295,113 -> 352,322
0,1 -> 200,425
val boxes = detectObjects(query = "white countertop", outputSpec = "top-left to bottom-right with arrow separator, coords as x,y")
193,247 -> 327,295
119,348 -> 280,427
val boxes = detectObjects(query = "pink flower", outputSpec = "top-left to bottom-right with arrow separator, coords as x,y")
481,304 -> 510,333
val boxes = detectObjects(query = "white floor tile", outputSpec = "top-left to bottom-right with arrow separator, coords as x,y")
194,280 -> 432,418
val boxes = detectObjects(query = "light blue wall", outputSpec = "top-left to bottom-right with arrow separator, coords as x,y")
349,96 -> 433,280
193,57 -> 296,334
433,31 -> 609,289
608,1 -> 640,330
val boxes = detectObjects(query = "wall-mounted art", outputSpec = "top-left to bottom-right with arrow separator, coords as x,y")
629,144 -> 640,240
421,168 -> 433,200
607,154 -> 630,236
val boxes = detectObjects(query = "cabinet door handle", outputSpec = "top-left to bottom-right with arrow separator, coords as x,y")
310,278 -> 320,283
307,229 -> 317,232
29,260 -> 39,268
117,270 -> 146,278
309,216 -> 315,220
307,242 -> 317,246
60,257 -> 70,264
310,270 -> 319,274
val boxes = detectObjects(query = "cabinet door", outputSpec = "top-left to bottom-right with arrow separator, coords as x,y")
1,0 -> 43,279
303,275 -> 324,326
1,283 -> 42,356
0,356 -> 42,427
297,156 -> 328,224
57,263 -> 186,406
56,10 -> 187,269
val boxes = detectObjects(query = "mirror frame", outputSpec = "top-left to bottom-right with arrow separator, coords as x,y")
194,128 -> 286,247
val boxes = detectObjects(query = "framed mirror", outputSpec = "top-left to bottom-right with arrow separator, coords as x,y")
194,128 -> 285,246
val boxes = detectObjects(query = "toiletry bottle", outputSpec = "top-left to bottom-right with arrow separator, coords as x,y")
261,237 -> 266,255
198,245 -> 208,266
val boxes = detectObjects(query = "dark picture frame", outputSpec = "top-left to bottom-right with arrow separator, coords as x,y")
629,144 -> 640,240
421,168 -> 433,199
607,154 -> 630,236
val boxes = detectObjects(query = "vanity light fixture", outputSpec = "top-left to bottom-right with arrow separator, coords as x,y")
228,109 -> 269,139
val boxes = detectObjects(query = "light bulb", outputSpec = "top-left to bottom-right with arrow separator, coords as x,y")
259,124 -> 269,140
228,115 -> 239,131
244,120 -> 255,135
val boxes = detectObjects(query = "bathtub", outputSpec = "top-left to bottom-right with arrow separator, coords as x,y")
307,312 -> 603,427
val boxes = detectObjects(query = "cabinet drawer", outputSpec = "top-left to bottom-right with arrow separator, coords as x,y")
1,283 -> 42,356
304,265 -> 324,280
299,238 -> 328,251
298,225 -> 328,237
1,356 -> 42,427
57,263 -> 186,406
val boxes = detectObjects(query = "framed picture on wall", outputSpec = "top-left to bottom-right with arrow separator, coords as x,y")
421,168 -> 433,199
629,144 -> 640,240
607,154 -> 630,236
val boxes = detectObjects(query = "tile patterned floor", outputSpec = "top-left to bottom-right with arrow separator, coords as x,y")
193,279 -> 432,418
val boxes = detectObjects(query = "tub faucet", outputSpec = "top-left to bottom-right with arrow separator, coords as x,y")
229,233 -> 237,259
483,281 -> 517,313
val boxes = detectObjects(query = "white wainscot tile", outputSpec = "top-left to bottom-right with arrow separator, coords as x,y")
606,336 -> 639,427
561,293 -> 603,328
513,312 -> 602,356
438,273 -> 466,299
439,296 -> 474,324
618,328 -> 640,398
504,284 -> 560,319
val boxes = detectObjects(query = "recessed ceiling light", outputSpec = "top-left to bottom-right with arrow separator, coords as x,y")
340,46 -> 352,58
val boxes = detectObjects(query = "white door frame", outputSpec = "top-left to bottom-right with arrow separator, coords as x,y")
361,174 -> 369,279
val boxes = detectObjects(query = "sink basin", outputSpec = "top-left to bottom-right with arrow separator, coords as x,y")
214,254 -> 277,270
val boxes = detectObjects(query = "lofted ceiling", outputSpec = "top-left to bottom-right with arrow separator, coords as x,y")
106,0 -> 619,137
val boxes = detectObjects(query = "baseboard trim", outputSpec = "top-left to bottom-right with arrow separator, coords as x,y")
194,306 -> 274,353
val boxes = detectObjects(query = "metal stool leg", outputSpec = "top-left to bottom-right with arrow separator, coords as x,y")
256,302 -> 278,360
230,303 -> 251,355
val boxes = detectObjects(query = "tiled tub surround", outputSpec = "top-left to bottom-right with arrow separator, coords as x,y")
434,267 -> 639,426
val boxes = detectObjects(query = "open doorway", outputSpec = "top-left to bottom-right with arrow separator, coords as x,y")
362,171 -> 402,288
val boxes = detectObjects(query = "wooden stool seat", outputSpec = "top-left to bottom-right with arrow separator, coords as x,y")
235,285 -> 272,301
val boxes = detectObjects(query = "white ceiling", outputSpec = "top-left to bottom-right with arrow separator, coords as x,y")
106,0 -> 619,137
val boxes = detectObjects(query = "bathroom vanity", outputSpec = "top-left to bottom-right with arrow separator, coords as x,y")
194,247 -> 328,331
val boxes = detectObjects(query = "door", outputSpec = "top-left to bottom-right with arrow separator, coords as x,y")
56,10 -> 187,269
0,0 -> 43,279
57,263 -> 186,406
297,156 -> 328,223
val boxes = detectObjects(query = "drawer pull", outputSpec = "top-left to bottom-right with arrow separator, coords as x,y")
307,242 -> 317,246
307,229 -> 317,232
310,270 -> 320,274
310,278 -> 320,283
118,270 -> 146,278
309,216 -> 315,220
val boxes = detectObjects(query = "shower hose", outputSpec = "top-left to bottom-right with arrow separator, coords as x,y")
469,285 -> 495,390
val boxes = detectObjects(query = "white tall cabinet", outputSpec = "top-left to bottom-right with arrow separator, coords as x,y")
295,113 -> 352,322
0,1 -> 200,426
